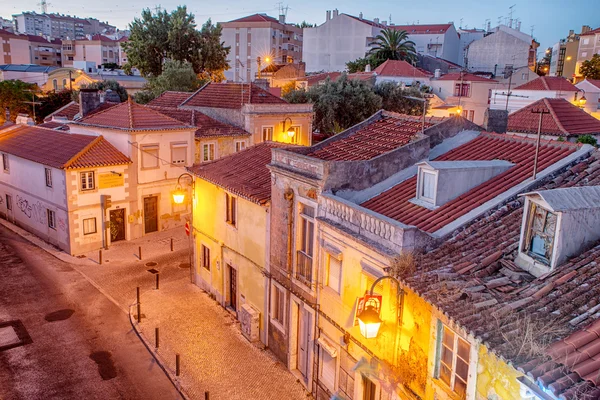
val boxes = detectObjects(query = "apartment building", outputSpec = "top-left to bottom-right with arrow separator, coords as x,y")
549,28 -> 584,79
220,13 -> 303,83
576,26 -> 600,80
0,29 -> 62,67
62,35 -> 126,68
0,30 -> 30,65
12,12 -> 115,40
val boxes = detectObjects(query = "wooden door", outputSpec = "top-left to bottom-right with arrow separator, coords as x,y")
144,196 -> 158,234
297,306 -> 310,380
362,375 -> 376,400
229,265 -> 237,311
109,209 -> 125,241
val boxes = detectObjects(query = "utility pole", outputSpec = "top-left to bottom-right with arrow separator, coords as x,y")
531,108 -> 551,179
23,91 -> 42,122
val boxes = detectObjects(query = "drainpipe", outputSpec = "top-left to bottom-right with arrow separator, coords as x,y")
284,189 -> 294,277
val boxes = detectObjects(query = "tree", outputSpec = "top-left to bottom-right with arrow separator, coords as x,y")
295,21 -> 315,28
280,81 -> 298,96
346,56 -> 385,73
373,83 -> 425,115
580,54 -> 600,80
122,7 -> 230,79
284,74 -> 382,133
77,80 -> 129,102
37,90 -> 73,124
134,60 -> 205,104
369,29 -> 417,64
0,80 -> 37,122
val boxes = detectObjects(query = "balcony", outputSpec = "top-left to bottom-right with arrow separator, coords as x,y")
295,251 -> 313,287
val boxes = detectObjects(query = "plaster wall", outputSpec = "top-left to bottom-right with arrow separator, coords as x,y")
490,89 -> 580,113
466,30 -> 531,74
430,79 -> 498,125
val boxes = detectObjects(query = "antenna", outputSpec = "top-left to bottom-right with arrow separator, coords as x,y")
37,0 -> 50,13
389,14 -> 392,25
508,4 -> 516,28
530,25 -> 535,37
460,18 -> 463,28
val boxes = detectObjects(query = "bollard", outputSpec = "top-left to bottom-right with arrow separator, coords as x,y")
176,354 -> 181,376
136,287 -> 141,323
138,246 -> 142,260
170,238 -> 174,252
99,249 -> 102,265
155,273 -> 159,290
155,327 -> 159,349
205,392 -> 209,400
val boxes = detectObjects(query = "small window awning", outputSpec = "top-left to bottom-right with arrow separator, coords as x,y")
317,335 -> 337,357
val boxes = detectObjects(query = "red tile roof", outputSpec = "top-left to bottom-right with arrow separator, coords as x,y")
147,107 -> 250,138
0,125 -> 130,169
401,151 -> 600,399
347,72 -> 375,81
181,83 -> 287,109
305,114 -> 440,161
361,133 -> 578,233
43,101 -> 119,122
146,91 -> 192,108
437,72 -> 498,82
227,14 -> 280,24
508,98 -> 600,136
38,121 -> 68,130
374,60 -> 432,78
188,142 -> 290,205
513,76 -> 579,91
305,72 -> 342,87
581,27 -> 600,36
76,99 -> 191,131
582,79 -> 600,90
390,24 -> 453,34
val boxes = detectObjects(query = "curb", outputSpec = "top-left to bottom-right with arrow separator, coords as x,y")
128,300 -> 190,400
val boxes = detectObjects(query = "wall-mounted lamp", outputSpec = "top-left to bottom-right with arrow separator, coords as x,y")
282,117 -> 296,138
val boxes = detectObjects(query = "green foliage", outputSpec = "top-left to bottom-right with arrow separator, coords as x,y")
78,80 -> 129,102
369,29 -> 417,64
0,80 -> 37,122
122,7 -> 230,79
346,55 -> 385,73
373,83 -> 425,115
37,90 -> 73,124
295,21 -> 315,28
580,54 -> 600,80
134,60 -> 205,104
283,87 -> 310,104
101,62 -> 119,70
280,80 -> 298,96
576,134 -> 598,146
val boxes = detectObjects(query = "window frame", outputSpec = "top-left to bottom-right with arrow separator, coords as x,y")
80,171 -> 95,191
6,194 -> 12,211
45,167 -> 52,188
325,253 -> 342,294
201,244 -> 210,270
319,343 -> 337,392
141,144 -> 160,169
170,142 -> 187,165
2,153 -> 8,172
202,143 -> 216,162
295,202 -> 315,287
522,201 -> 557,265
436,323 -> 470,396
234,140 -> 247,152
261,126 -> 274,142
271,282 -> 286,331
453,82 -> 471,97
225,193 -> 237,227
83,217 -> 97,235
417,168 -> 437,204
47,209 -> 56,230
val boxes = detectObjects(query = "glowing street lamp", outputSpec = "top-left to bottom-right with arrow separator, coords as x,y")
172,173 -> 193,204
356,275 -> 403,339
282,116 -> 296,139
578,90 -> 587,108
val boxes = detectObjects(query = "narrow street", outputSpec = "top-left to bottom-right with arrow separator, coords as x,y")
0,225 -> 181,400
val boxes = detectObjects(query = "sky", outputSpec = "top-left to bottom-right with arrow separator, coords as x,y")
1,0 -> 599,53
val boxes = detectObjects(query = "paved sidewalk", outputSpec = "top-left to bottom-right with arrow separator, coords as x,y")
132,278 -> 308,400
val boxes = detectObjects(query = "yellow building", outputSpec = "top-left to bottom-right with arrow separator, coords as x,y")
43,67 -> 97,92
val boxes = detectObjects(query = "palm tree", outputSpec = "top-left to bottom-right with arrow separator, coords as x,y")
368,28 -> 417,64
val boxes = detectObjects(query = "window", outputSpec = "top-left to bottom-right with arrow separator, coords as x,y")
202,245 -> 210,270
523,202 -> 557,264
419,170 -> 436,202
235,141 -> 246,152
453,83 -> 471,97
362,375 -> 377,400
203,143 -> 215,162
296,203 -> 314,286
5,194 -> 12,211
47,209 -> 56,229
583,38 -> 590,45
325,254 -> 342,294
271,284 -> 285,326
171,142 -> 187,165
83,218 -> 97,235
320,347 -> 336,391
262,126 -> 273,141
468,110 -> 475,121
438,324 -> 470,396
289,126 -> 300,144
582,52 -> 588,58
225,193 -> 237,227
141,144 -> 159,169
52,79 -> 57,90
45,167 -> 52,188
2,153 -> 9,172
62,78 -> 67,88
80,171 -> 95,191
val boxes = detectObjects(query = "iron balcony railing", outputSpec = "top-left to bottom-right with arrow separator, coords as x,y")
296,250 -> 313,286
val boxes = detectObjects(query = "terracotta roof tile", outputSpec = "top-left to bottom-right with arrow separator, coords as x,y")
513,76 -> 579,91
437,72 -> 498,82
508,98 -> 600,136
374,60 -> 432,78
304,114 -> 441,161
181,83 -> 287,109
43,101 -> 119,122
227,13 -> 279,23
581,27 -> 600,36
305,72 -> 342,87
0,125 -> 130,169
361,133 -> 578,233
188,142 -> 291,205
146,91 -> 192,108
147,106 -> 251,138
76,99 -> 191,130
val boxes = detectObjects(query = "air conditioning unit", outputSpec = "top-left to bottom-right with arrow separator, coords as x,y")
240,303 -> 260,343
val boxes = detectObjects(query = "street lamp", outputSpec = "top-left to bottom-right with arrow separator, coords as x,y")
282,117 -> 296,139
357,275 -> 403,339
68,68 -> 82,91
578,90 -> 587,108
173,172 -> 195,283
172,173 -> 194,204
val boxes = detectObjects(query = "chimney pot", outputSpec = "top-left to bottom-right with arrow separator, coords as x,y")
359,12 -> 363,20
326,10 -> 331,21
374,17 -> 379,24
333,9 -> 339,17
79,88 -> 101,118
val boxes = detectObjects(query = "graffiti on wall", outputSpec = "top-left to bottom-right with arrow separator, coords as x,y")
16,195 -> 47,225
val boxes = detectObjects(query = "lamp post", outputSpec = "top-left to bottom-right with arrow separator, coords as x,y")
405,95 -> 431,135
173,173 -> 195,283
68,69 -> 82,91
357,275 -> 403,339
282,116 -> 296,141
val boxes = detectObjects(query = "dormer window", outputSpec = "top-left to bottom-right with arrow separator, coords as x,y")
522,202 -> 557,264
418,169 -> 437,203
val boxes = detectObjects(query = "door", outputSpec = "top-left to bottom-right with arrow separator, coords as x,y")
362,375 -> 376,400
144,196 -> 158,234
297,306 -> 311,380
228,265 -> 237,311
109,209 -> 125,242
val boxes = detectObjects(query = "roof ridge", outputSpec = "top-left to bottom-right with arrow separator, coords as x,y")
45,100 -> 77,121
63,135 -> 102,169
181,82 -> 209,106
482,131 -> 581,149
127,97 -> 134,128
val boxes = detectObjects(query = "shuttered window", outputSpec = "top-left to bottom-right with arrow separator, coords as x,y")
327,255 -> 342,294
141,145 -> 159,169
320,349 -> 336,391
171,143 -> 187,165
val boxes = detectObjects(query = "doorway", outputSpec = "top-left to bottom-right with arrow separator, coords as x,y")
297,306 -> 311,382
227,264 -> 237,312
144,196 -> 158,234
109,209 -> 125,242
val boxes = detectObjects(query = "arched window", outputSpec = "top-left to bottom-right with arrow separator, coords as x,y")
62,78 -> 67,89
52,79 -> 57,91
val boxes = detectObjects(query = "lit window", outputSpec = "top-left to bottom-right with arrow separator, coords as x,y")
271,283 -> 285,326
80,171 -> 95,191
523,202 -> 557,264
262,126 -> 273,141
225,193 -> 237,227
83,217 -> 96,234
141,144 -> 159,169
235,141 -> 246,152
325,254 -> 342,294
2,153 -> 8,172
45,167 -> 52,188
203,143 -> 215,162
202,244 -> 210,270
171,142 -> 187,165
296,203 -> 314,285
419,170 -> 436,202
437,323 -> 470,396
47,209 -> 56,229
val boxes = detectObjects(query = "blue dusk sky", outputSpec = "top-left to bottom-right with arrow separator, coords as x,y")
1,0 -> 598,54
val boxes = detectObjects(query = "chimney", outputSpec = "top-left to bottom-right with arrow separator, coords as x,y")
582,25 -> 591,34
365,64 -> 371,72
382,21 -> 387,26
483,109 -> 508,133
487,21 -> 491,32
326,10 -> 331,21
279,14 -> 285,24
333,9 -> 339,18
516,21 -> 521,31
434,68 -> 441,78
374,17 -> 379,24
359,12 -> 363,20
569,29 -> 574,37
79,88 -> 101,117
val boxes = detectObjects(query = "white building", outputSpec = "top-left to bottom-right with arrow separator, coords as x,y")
457,28 -> 485,66
303,10 -> 460,73
372,59 -> 432,86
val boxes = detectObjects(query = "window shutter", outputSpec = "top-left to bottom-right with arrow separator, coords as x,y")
171,144 -> 187,165
328,256 -> 341,293
320,350 -> 336,391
